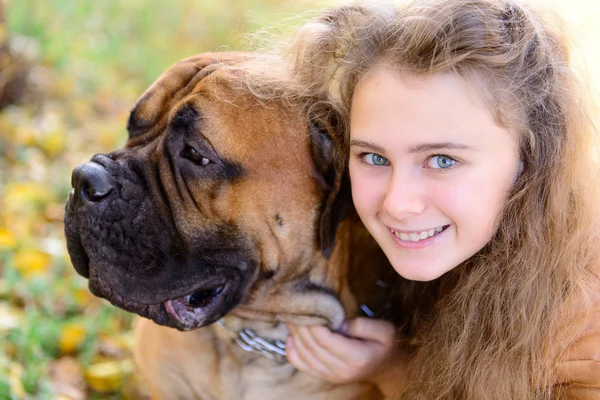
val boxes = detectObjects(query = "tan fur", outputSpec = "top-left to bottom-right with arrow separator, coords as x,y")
130,53 -> 389,399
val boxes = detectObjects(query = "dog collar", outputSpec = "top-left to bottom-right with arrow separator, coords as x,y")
216,320 -> 287,361
214,277 -> 391,362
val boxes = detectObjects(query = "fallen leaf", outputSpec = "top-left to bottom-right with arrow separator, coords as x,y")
12,248 -> 52,278
9,362 -> 26,398
39,129 -> 67,158
84,359 -> 134,393
59,322 -> 87,355
0,228 -> 17,250
3,182 -> 52,213
98,332 -> 134,358
50,357 -> 86,400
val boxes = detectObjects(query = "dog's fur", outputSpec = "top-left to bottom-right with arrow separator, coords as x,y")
65,53 -> 404,399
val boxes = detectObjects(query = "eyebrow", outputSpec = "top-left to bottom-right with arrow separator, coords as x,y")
349,139 -> 476,153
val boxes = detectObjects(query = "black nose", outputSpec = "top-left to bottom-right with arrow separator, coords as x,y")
71,162 -> 114,201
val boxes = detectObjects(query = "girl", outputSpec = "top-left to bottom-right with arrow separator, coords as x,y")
281,0 -> 600,398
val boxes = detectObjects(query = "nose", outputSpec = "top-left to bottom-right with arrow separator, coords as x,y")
382,169 -> 426,220
71,162 -> 114,201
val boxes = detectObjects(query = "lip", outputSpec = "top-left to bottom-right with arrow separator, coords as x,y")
162,278 -> 232,331
388,225 -> 449,249
388,225 -> 446,235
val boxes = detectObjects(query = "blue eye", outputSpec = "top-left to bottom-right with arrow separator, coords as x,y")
427,155 -> 456,169
363,153 -> 389,166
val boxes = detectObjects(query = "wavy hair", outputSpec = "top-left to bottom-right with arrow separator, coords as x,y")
243,0 -> 600,398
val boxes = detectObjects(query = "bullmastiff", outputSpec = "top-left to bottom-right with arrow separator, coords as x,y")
64,53 -> 410,399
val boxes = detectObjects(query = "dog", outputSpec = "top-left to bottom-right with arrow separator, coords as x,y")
64,53 -> 405,399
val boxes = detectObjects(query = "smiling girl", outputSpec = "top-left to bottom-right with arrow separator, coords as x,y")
280,0 -> 600,398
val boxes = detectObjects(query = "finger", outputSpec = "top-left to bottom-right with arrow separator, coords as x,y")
294,325 -> 350,370
286,337 -> 309,370
287,326 -> 337,379
286,336 -> 318,375
304,320 -> 395,363
343,318 -> 396,345
295,325 -> 391,382
305,324 -> 374,362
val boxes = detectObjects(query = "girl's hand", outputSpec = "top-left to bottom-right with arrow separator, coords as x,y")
286,317 -> 397,384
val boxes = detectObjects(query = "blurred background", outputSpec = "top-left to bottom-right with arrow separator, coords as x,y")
0,0 -> 598,398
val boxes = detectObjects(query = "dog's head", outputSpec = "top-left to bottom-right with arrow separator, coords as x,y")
64,53 -> 352,331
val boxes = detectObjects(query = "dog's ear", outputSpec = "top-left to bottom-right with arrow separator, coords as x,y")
309,113 -> 354,259
127,53 -> 249,139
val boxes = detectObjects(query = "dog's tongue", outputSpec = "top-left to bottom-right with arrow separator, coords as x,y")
163,297 -> 205,331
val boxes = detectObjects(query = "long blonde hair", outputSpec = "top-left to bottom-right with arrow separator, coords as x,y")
257,0 -> 600,398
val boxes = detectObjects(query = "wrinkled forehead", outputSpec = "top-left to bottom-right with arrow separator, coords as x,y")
187,75 -> 306,161
127,61 -> 310,171
126,57 -> 223,139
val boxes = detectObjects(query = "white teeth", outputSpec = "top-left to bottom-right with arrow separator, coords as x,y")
392,226 -> 446,242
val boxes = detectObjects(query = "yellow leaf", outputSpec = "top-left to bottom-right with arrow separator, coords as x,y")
59,323 -> 87,354
0,229 -> 17,250
115,332 -> 135,352
3,182 -> 52,211
97,332 -> 135,359
39,129 -> 67,157
9,362 -> 26,398
84,359 -> 134,393
0,115 -> 17,141
2,214 -> 36,238
73,287 -> 95,309
14,126 -> 37,147
12,249 -> 52,278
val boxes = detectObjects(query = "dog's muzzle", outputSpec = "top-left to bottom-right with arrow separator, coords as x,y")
64,154 -> 254,331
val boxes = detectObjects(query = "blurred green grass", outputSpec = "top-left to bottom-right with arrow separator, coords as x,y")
7,0 -> 313,97
0,0 -> 599,399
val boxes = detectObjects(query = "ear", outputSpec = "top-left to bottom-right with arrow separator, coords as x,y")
309,114 -> 354,259
127,53 -> 248,138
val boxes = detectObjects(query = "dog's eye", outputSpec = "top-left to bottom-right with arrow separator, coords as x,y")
182,145 -> 211,166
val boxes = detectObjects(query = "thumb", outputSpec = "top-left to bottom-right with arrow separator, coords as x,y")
341,317 -> 396,345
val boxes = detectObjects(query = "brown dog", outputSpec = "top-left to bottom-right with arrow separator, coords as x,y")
64,53 -> 404,399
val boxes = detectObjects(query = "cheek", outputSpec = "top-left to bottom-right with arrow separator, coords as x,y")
349,165 -> 386,215
431,171 -> 511,236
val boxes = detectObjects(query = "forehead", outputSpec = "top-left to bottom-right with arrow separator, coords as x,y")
180,71 -> 310,170
350,68 -> 517,150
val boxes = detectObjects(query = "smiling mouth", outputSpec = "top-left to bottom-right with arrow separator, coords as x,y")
390,225 -> 449,242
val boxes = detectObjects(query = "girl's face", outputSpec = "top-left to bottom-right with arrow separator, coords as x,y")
349,68 -> 522,281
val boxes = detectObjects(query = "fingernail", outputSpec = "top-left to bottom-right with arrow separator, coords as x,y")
287,337 -> 294,350
337,321 -> 349,335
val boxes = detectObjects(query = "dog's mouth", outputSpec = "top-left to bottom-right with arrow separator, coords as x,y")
81,253 -> 246,331
163,279 -> 231,331
65,216 -> 250,331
